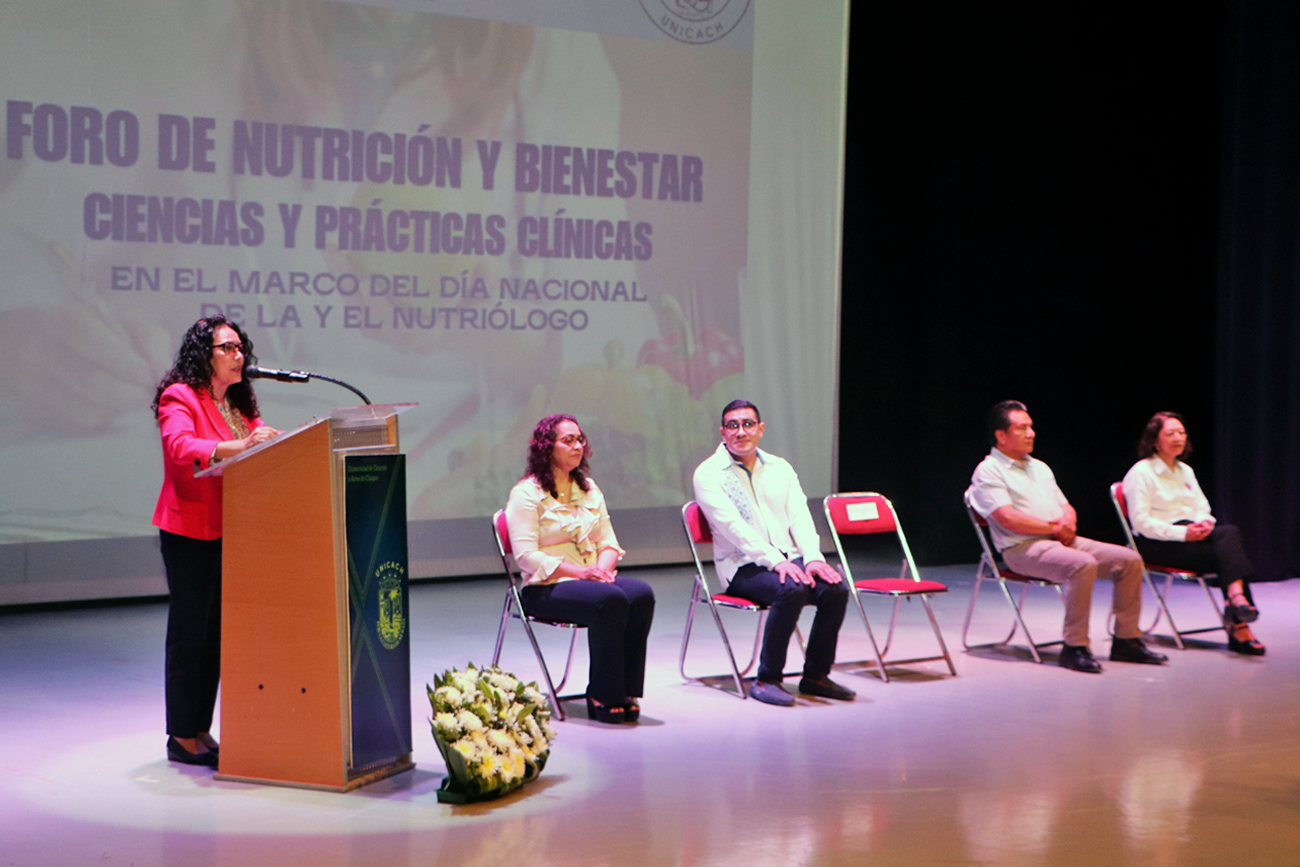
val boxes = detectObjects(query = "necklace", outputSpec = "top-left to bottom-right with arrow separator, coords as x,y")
215,393 -> 250,439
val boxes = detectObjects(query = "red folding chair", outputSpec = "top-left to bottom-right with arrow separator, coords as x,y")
489,509 -> 585,720
678,501 -> 803,699
1109,482 -> 1224,650
961,492 -> 1064,663
824,493 -> 956,681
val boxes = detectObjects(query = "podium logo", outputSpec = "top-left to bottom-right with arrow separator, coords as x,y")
376,562 -> 407,650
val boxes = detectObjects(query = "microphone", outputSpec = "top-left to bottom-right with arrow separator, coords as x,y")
246,364 -> 310,383
245,356 -> 372,404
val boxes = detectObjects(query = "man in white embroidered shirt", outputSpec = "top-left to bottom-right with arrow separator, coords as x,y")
966,400 -> 1166,673
692,400 -> 853,706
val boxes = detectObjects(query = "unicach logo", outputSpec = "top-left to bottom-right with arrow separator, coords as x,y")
638,0 -> 752,45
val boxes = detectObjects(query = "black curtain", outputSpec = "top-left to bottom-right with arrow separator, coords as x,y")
1216,1 -> 1300,580
839,6 -> 1224,564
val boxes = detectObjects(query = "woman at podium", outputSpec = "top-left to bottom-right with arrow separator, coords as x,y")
505,414 -> 655,724
151,316 -> 280,766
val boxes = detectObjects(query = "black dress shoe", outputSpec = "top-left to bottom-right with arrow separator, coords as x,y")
1228,634 -> 1266,656
167,736 -> 218,768
1109,637 -> 1168,665
1059,644 -> 1103,673
798,676 -> 856,701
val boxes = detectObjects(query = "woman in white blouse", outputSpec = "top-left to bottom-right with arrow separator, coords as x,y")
1121,412 -> 1264,655
505,414 -> 656,722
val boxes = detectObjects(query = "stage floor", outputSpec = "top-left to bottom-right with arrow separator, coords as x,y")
2,563 -> 1298,866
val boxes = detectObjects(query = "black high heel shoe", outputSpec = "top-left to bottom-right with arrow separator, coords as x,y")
585,695 -> 626,724
1227,624 -> 1266,656
622,697 -> 641,723
1224,594 -> 1259,624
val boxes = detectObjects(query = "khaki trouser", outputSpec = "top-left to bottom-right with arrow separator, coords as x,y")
1002,535 -> 1144,648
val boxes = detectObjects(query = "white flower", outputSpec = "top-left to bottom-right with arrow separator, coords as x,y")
452,738 -> 480,763
429,664 -> 553,791
456,709 -> 485,732
487,730 -> 515,753
485,671 -> 519,692
449,670 -> 478,694
500,747 -> 525,784
433,712 -> 461,740
479,751 -> 502,782
433,685 -> 463,709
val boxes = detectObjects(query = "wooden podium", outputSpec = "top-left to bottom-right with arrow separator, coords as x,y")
198,403 -> 416,791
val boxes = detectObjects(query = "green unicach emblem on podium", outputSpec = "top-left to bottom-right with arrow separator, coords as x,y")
376,561 -> 406,650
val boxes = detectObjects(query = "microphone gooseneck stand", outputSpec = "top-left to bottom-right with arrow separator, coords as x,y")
246,360 -> 371,405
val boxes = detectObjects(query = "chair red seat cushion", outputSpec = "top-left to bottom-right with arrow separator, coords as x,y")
854,578 -> 947,594
997,567 -> 1056,584
712,593 -> 764,610
1145,563 -> 1202,578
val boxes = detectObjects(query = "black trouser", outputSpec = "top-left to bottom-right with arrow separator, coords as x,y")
159,530 -> 222,737
1135,523 -> 1256,604
727,559 -> 849,684
520,576 -> 655,705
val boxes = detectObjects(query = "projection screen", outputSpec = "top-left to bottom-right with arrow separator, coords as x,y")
0,0 -> 849,604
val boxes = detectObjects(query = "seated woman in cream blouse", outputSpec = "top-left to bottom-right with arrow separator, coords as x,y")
1121,411 -> 1265,655
505,414 -> 655,722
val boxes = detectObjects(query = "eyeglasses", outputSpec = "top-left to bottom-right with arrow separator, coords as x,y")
557,435 -> 587,446
723,419 -> 759,431
213,341 -> 247,356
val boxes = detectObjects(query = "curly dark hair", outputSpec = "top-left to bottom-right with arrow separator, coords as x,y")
525,414 -> 592,499
151,316 -> 260,422
1137,411 -> 1193,461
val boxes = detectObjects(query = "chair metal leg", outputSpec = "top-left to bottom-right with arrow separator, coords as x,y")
962,562 -> 1020,652
549,626 -> 580,696
850,590 -> 890,683
1000,580 -> 1043,663
679,576 -> 808,698
679,576 -> 749,698
920,595 -> 958,676
519,615 -> 568,721
1142,570 -> 1188,650
491,590 -> 514,666
963,557 -> 1063,664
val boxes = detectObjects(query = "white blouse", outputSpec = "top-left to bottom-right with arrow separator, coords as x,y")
1120,456 -> 1214,542
504,475 -> 625,585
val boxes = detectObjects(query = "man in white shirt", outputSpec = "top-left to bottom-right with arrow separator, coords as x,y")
693,400 -> 853,705
966,400 -> 1166,673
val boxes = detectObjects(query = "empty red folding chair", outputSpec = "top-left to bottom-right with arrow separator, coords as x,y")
824,492 -> 956,681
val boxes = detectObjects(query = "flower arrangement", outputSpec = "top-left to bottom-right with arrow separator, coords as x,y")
428,663 -> 556,803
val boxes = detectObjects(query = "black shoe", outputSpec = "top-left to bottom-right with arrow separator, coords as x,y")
1227,633 -> 1266,656
1059,644 -> 1103,673
798,676 -> 856,701
1224,599 -> 1259,624
622,697 -> 641,723
585,695 -> 626,724
167,736 -> 218,768
748,681 -> 795,706
1109,637 -> 1168,665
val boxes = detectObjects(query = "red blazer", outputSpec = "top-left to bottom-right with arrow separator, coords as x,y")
152,383 -> 263,540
